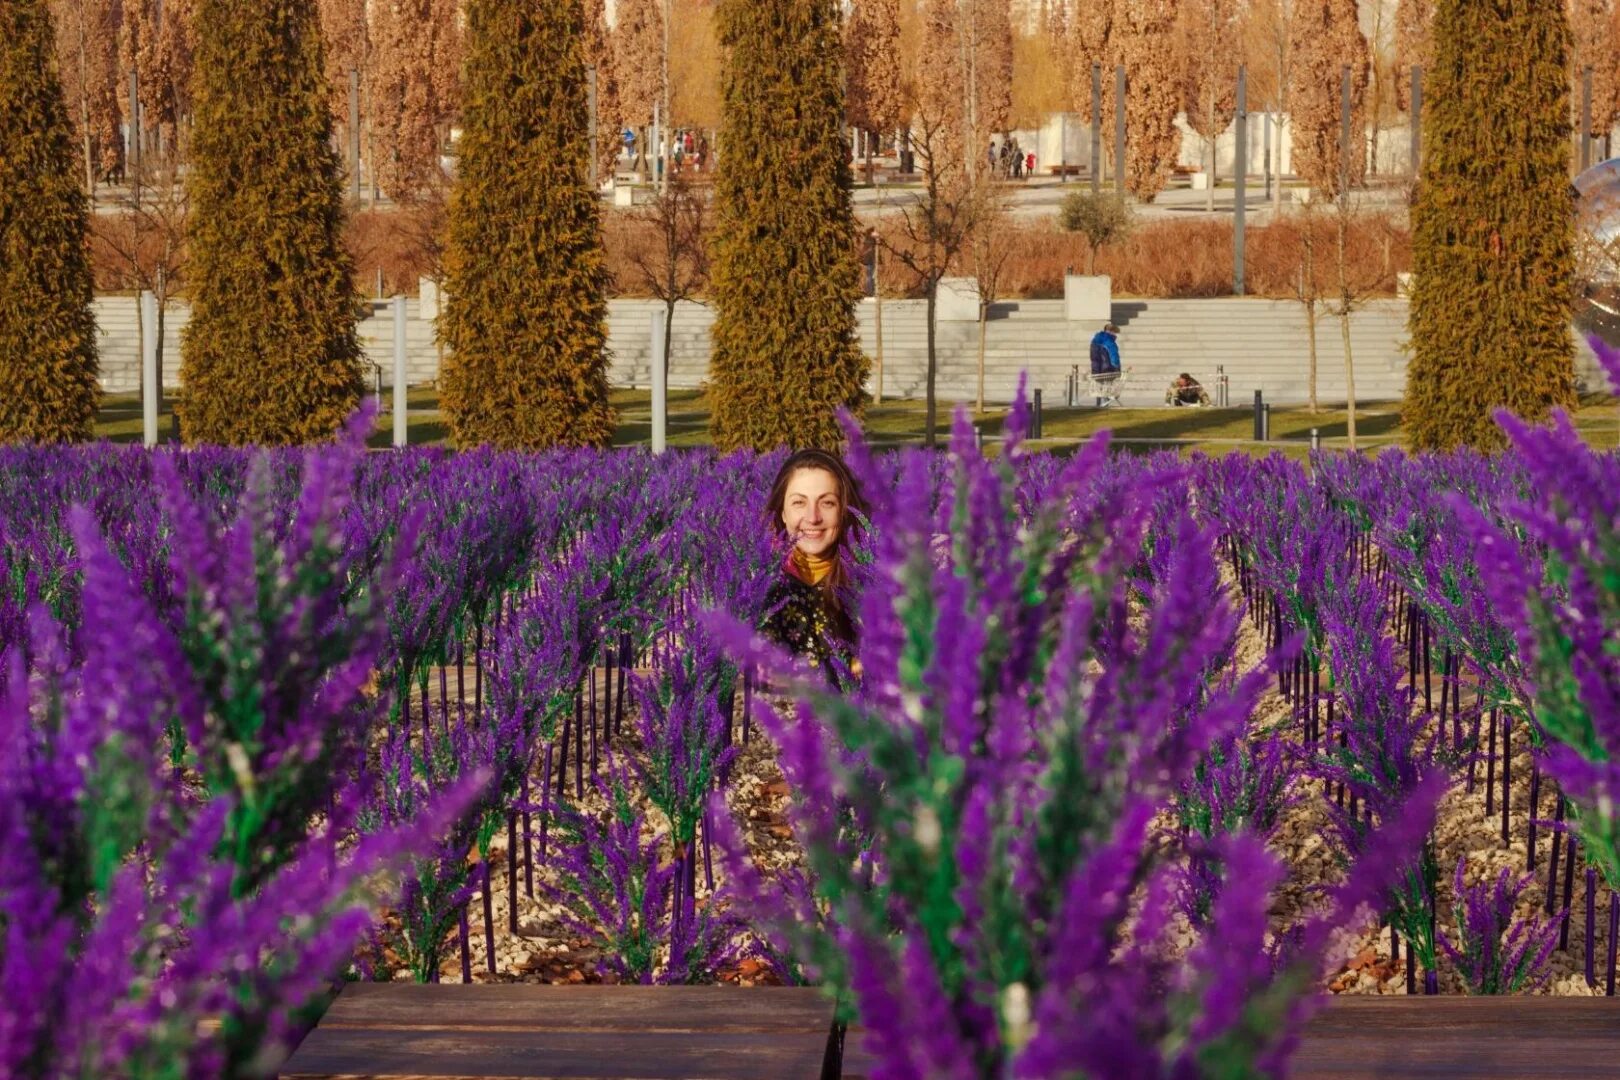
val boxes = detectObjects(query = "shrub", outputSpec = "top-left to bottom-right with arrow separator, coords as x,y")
1057,191 -> 1136,275
179,0 -> 364,446
439,0 -> 615,450
0,0 -> 99,444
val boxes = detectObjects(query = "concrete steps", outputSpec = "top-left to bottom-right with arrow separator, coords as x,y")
91,295 -> 1610,407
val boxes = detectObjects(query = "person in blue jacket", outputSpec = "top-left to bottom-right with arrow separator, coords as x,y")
1089,322 -> 1121,406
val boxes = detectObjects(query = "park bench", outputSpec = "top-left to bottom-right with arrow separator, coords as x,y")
278,984 -> 841,1079
839,998 -> 1620,1079
281,987 -> 1620,1078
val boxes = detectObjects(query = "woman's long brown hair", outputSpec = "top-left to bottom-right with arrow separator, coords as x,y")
766,449 -> 867,639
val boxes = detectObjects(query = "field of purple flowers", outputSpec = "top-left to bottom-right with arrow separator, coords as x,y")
7,349 -> 1620,1078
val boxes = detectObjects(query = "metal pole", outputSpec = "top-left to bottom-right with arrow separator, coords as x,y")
1032,389 -> 1043,440
660,0 -> 671,196
1252,390 -> 1264,441
1262,403 -> 1271,441
393,296 -> 408,448
141,291 -> 158,447
651,312 -> 667,453
1059,112 -> 1067,182
349,70 -> 361,203
587,65 -> 599,190
1114,65 -> 1127,195
1582,67 -> 1594,173
1311,427 -> 1321,452
1410,66 -> 1423,178
1340,66 -> 1353,195
1090,65 -> 1102,196
128,70 -> 140,199
1235,67 -> 1248,297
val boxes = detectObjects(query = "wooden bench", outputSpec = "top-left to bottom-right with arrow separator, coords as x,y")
280,984 -> 839,1079
840,998 -> 1620,1079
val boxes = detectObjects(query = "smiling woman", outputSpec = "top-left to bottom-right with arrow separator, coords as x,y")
760,448 -> 866,683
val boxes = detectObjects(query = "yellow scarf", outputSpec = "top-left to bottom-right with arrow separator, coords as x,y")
792,548 -> 836,586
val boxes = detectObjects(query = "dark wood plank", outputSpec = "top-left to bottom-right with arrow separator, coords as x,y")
319,985 -> 834,1035
281,1028 -> 828,1080
841,1000 -> 1620,1080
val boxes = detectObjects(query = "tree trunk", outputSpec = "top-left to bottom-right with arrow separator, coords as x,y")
1337,207 -> 1357,450
1086,242 -> 1097,277
874,258 -> 884,403
1306,296 -> 1319,416
1340,305 -> 1357,451
925,283 -> 938,448
663,300 -> 676,388
976,299 -> 988,414
155,295 -> 167,422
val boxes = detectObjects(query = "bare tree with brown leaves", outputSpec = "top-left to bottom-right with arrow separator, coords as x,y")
624,170 -> 709,386
368,0 -> 459,201
1114,0 -> 1181,202
1241,0 -> 1299,216
614,0 -> 665,174
1177,0 -> 1238,210
917,0 -> 967,170
93,154 -> 189,417
888,57 -> 985,445
50,0 -> 123,193
1288,0 -> 1369,197
121,0 -> 192,163
1570,0 -> 1619,155
846,0 -> 905,182
583,0 -> 624,181
318,0 -> 369,146
1393,0 -> 1433,112
1067,0 -> 1113,107
969,0 -> 1014,139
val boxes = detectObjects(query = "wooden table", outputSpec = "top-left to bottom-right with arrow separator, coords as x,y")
840,998 -> 1620,1079
279,984 -> 838,1080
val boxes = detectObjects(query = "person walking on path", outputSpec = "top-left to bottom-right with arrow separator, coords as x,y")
1089,322 -> 1121,407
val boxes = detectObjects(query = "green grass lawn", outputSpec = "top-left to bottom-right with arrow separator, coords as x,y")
96,387 -> 1620,458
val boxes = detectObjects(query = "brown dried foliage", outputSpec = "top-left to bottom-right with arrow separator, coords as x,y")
90,209 -> 1413,306
1115,0 -> 1182,202
1289,0 -> 1370,196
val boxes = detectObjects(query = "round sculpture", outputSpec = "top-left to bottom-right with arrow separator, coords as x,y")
1576,157 -> 1620,349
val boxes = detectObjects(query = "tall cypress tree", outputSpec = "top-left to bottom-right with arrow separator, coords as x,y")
440,0 -> 614,449
1405,0 -> 1576,451
0,0 -> 99,444
709,0 -> 867,452
180,0 -> 362,446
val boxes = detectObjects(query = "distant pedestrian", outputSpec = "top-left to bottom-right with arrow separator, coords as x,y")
1026,151 -> 1036,180
860,227 -> 879,297
988,141 -> 999,173
1089,321 -> 1121,407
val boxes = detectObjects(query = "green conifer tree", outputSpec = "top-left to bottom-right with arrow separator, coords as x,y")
439,0 -> 614,449
708,0 -> 867,452
0,0 -> 99,444
1405,0 -> 1576,451
180,0 -> 363,446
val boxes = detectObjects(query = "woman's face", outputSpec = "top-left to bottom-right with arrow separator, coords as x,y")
781,468 -> 843,557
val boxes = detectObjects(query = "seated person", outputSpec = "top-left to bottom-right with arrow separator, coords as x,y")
1165,373 -> 1210,407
